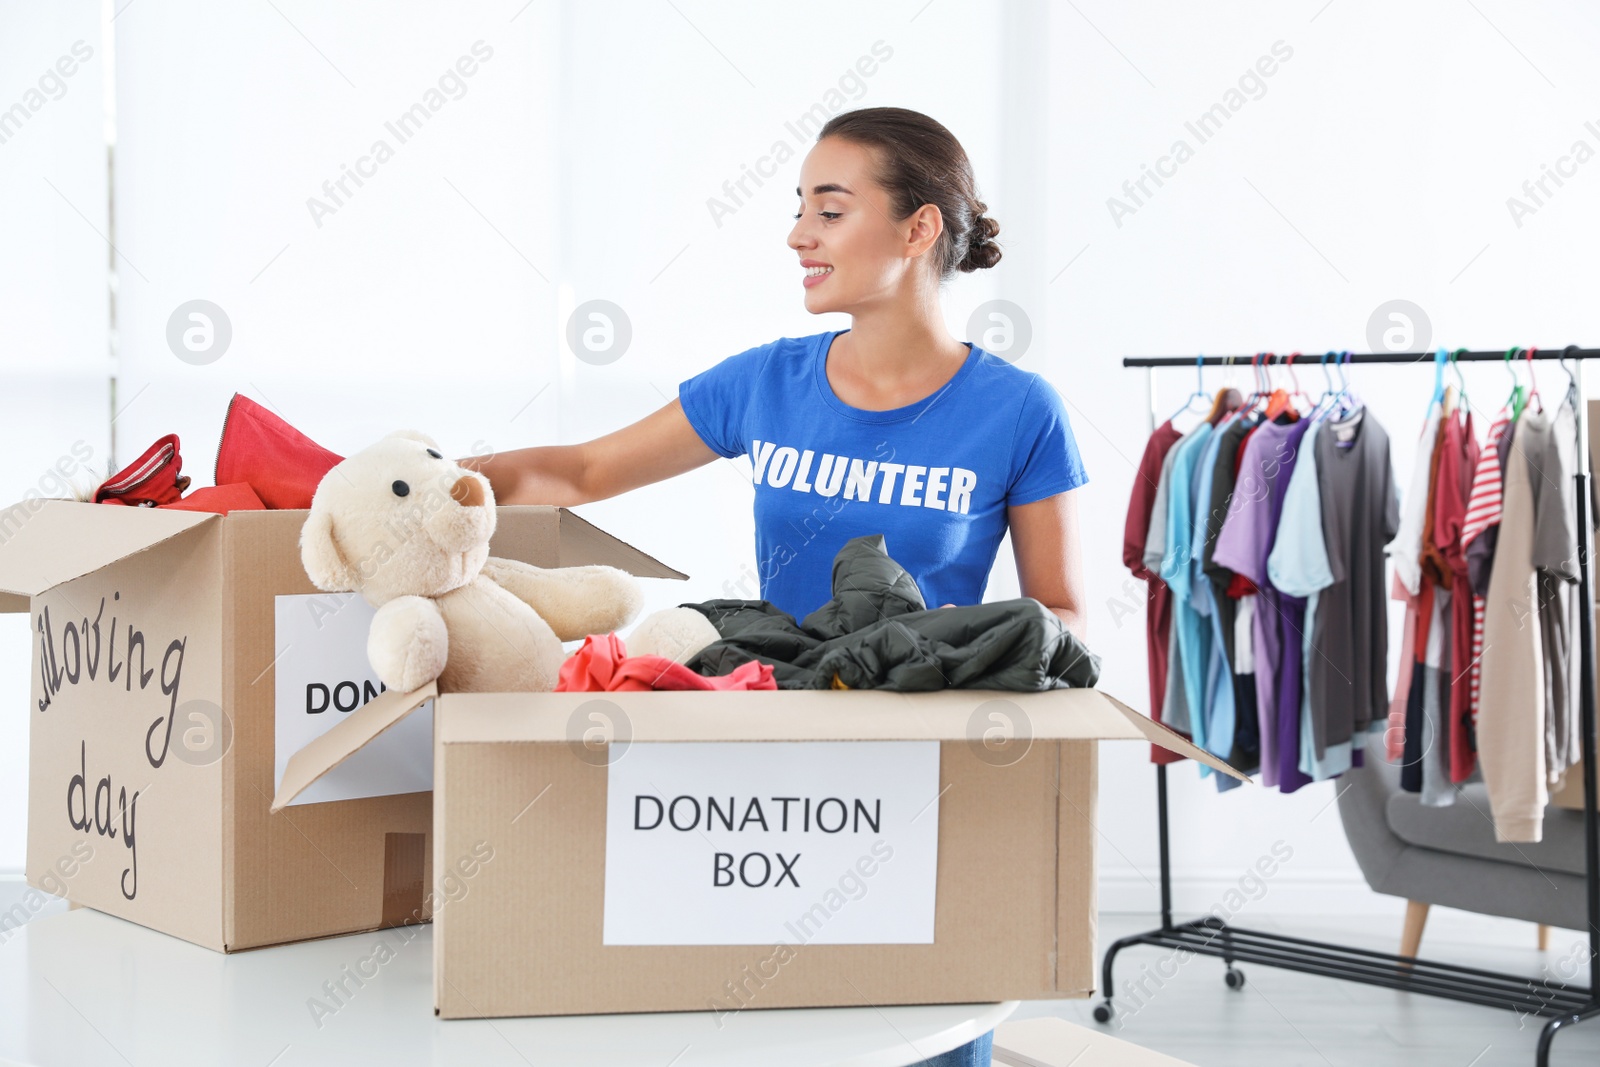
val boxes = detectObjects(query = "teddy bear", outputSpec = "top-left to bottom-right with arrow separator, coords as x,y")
298,429 -> 716,694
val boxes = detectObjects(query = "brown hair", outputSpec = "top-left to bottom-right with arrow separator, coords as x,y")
816,106 -> 1001,279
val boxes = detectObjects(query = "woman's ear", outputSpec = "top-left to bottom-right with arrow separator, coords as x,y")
300,509 -> 360,591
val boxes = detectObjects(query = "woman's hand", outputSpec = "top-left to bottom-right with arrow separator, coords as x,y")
460,398 -> 722,507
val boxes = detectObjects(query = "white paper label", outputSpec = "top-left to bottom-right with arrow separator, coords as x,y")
273,593 -> 433,806
602,740 -> 941,946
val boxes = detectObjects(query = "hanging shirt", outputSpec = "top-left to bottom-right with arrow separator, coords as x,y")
1387,405 -> 1444,774
1262,417 -> 1316,794
1388,406 -> 1445,597
1214,416 -> 1311,791
1202,415 -> 1261,776
1188,414 -> 1239,781
1159,422 -> 1216,749
1404,409 -> 1453,797
1266,419 -> 1346,780
1478,406 -> 1578,843
1421,410 -> 1479,786
1312,405 -> 1400,762
1419,585 -> 1455,807
1460,406 -> 1513,764
677,330 -> 1088,621
1526,403 -> 1582,785
1146,426 -> 1207,735
1124,421 -> 1187,765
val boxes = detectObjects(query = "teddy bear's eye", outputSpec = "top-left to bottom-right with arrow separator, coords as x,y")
392,480 -> 410,497
426,448 -> 442,459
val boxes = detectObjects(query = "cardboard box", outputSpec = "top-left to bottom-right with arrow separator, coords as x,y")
0,498 -> 682,951
273,675 -> 1244,1017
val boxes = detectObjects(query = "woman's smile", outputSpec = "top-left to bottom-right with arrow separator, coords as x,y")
801,259 -> 834,287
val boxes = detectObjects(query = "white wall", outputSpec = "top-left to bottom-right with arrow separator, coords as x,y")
3,0 -> 1599,923
1049,0 -> 1600,916
0,0 -> 110,877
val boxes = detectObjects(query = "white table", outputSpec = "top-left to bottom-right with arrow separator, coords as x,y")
0,909 -> 1015,1066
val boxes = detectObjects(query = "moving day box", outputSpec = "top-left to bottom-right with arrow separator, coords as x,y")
274,677 -> 1246,1018
0,499 -> 682,951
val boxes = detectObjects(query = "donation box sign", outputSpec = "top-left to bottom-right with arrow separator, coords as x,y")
602,740 -> 941,946
272,593 -> 434,806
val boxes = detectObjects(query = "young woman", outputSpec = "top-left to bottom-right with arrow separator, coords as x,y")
468,106 -> 1088,1067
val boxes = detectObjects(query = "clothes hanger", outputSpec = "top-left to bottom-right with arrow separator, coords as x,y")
1317,350 -> 1365,443
1449,347 -> 1470,424
1433,350 -> 1459,415
1282,351 -> 1315,416
1262,352 -> 1294,420
1167,353 -> 1212,426
1523,345 -> 1544,414
1247,351 -> 1265,400
1312,349 -> 1355,421
1204,356 -> 1243,424
1335,349 -> 1360,417
1222,353 -> 1248,409
1503,346 -> 1528,420
1311,350 -> 1341,421
1238,352 -> 1268,415
1558,344 -> 1580,410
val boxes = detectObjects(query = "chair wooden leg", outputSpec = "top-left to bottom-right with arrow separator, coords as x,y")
1538,923 -> 1550,951
1400,900 -> 1429,959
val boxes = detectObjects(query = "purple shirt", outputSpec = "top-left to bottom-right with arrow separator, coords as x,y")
1213,417 -> 1313,789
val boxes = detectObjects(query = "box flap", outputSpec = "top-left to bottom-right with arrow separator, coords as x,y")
432,688 -> 1250,781
270,681 -> 437,811
1093,690 -> 1252,782
0,498 -> 218,611
557,507 -> 687,579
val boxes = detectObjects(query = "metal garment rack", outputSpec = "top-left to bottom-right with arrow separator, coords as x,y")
1098,347 -> 1600,1066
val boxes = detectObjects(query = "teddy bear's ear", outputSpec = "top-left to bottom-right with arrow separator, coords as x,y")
384,429 -> 440,449
299,509 -> 360,592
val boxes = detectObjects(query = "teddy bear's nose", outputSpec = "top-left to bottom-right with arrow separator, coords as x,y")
450,474 -> 485,507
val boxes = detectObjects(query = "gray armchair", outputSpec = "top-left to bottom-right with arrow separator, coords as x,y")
1337,753 -> 1593,952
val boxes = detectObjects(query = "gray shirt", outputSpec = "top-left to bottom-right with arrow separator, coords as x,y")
1520,402 -> 1581,780
1311,405 -> 1401,746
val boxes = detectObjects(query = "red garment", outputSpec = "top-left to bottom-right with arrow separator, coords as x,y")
1124,421 -> 1187,764
556,632 -> 776,692
1395,417 -> 1449,768
1431,411 -> 1480,782
214,393 -> 344,510
160,483 -> 266,515
94,434 -> 190,506
1224,422 -> 1264,599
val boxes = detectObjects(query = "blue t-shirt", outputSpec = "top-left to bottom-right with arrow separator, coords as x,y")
677,329 -> 1088,621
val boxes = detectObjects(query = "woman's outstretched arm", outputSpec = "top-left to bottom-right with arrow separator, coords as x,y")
457,397 -> 722,507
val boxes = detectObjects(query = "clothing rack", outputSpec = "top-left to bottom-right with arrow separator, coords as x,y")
1099,347 -> 1600,1066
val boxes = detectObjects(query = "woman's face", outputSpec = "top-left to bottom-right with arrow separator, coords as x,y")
788,137 -> 939,315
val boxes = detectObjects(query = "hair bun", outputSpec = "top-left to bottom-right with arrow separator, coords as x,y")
960,211 -> 1002,272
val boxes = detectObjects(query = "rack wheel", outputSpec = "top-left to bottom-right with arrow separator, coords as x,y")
1092,1002 -> 1113,1023
1224,968 -> 1246,991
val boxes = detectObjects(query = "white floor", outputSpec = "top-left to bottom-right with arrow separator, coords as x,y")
1016,911 -> 1600,1067
3,881 -> 1597,1066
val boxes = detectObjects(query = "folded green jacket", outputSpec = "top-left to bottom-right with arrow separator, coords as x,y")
681,534 -> 1101,691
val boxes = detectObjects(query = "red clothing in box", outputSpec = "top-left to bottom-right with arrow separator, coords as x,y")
557,632 -> 776,692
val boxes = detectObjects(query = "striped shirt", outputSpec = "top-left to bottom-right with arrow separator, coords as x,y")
1460,407 -> 1512,730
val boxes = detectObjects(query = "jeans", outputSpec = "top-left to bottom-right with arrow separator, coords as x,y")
908,1029 -> 992,1066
